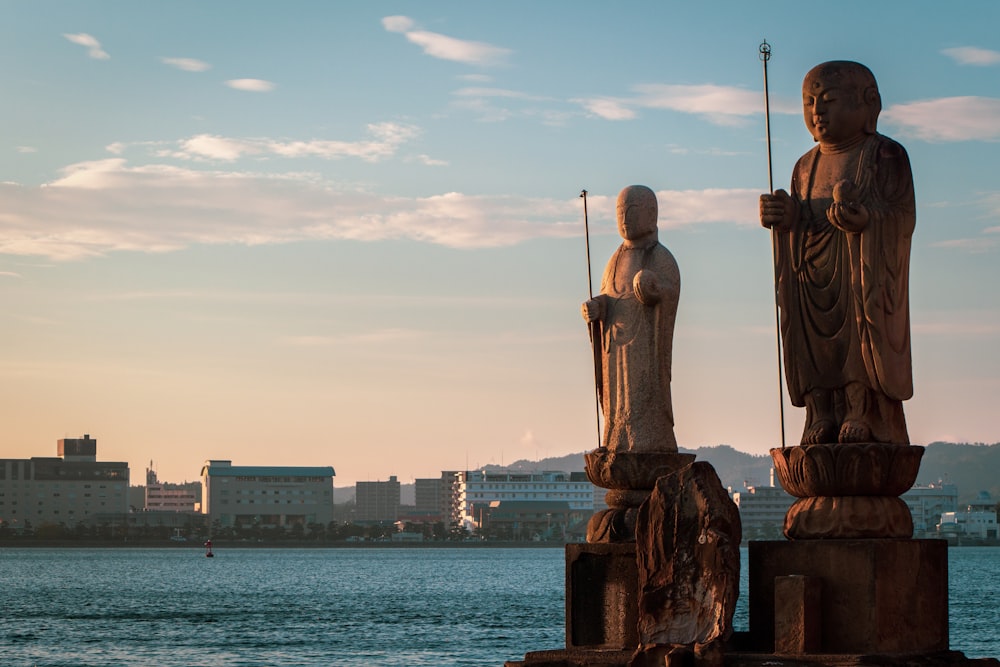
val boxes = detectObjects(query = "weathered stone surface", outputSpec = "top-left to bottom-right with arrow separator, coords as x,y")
783,495 -> 913,539
582,185 -> 680,455
771,444 -> 922,497
585,450 -> 695,543
566,543 -> 639,650
770,444 -> 922,538
774,575 -> 822,655
634,461 -> 742,651
748,539 -> 948,655
759,61 -> 914,447
585,449 -> 695,491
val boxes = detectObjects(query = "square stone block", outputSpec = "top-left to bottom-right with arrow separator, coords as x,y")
774,575 -> 822,654
749,539 -> 948,655
566,543 -> 638,649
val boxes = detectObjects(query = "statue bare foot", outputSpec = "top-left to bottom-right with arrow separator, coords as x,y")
838,420 -> 873,443
802,420 -> 837,445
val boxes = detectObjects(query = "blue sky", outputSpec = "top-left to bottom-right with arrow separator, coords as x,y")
1,2 -> 998,487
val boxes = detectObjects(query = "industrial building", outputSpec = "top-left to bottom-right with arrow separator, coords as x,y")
0,435 -> 129,532
199,460 -> 335,529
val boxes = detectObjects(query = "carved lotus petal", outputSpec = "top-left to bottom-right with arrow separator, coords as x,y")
771,444 -> 923,497
585,448 -> 695,490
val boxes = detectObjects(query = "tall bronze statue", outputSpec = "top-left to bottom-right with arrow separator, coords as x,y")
760,61 -> 915,446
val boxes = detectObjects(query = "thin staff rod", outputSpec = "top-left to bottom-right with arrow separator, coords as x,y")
760,39 -> 787,449
581,190 -> 602,449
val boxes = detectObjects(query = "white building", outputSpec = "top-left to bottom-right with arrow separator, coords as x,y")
901,482 -> 958,535
938,491 -> 998,540
200,460 -> 335,529
449,469 -> 594,530
731,478 -> 794,540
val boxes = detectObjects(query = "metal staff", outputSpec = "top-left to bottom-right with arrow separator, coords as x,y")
581,189 -> 603,449
760,39 -> 787,449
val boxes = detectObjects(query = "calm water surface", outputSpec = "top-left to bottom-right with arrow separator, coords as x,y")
0,546 -> 996,666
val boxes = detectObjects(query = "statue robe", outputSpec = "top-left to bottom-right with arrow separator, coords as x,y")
597,241 -> 680,453
775,132 -> 914,442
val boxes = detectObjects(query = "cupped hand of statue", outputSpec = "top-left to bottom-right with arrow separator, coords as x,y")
632,270 -> 661,305
828,179 -> 869,232
759,189 -> 796,231
581,297 -> 604,323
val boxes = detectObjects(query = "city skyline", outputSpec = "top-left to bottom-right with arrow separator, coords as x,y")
2,3 -> 999,487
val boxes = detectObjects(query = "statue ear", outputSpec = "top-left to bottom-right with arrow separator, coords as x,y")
864,86 -> 880,107
863,86 -> 881,134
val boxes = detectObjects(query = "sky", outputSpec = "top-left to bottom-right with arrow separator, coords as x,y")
1,2 -> 998,488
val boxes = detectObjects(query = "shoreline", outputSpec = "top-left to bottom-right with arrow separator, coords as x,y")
1,539 -> 997,549
0,539 -> 569,549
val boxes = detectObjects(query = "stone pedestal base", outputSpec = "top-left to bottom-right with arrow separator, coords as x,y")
748,539 -> 948,655
566,543 -> 639,649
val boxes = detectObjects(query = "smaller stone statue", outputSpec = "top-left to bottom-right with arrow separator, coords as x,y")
582,184 -> 680,454
581,186 -> 692,543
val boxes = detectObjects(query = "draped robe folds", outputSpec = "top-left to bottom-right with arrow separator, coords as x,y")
596,241 -> 680,453
774,132 -> 915,443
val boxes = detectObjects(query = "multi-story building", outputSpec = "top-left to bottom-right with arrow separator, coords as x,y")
0,435 -> 129,532
731,480 -> 794,540
902,482 -> 958,535
480,500 -> 574,541
200,460 -> 335,529
356,476 -> 401,522
448,469 -> 594,530
407,477 -> 446,523
145,463 -> 200,512
938,491 -> 998,541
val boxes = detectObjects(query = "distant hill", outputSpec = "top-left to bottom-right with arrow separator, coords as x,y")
500,445 -> 774,493
918,442 -> 1000,503
335,442 -> 1000,507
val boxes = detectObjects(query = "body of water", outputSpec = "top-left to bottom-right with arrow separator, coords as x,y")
0,546 -> 996,666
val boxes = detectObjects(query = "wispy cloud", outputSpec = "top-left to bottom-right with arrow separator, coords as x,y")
382,15 -> 511,66
63,33 -> 109,60
453,87 -> 541,100
161,57 -> 211,72
942,46 -> 1000,66
225,79 -> 276,92
575,97 -> 636,121
0,160 -> 759,261
0,271 -> 22,278
412,154 -> 448,167
883,97 -> 1000,141
149,123 -> 420,162
929,237 -> 999,253
16,147 -> 37,154
575,84 -> 796,125
280,329 -> 427,347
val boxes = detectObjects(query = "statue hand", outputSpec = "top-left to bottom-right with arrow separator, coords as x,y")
828,179 -> 869,232
760,189 -> 796,231
633,270 -> 661,305
582,297 -> 604,323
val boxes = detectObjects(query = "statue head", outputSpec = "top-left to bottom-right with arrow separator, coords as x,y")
802,61 -> 881,144
616,185 -> 658,243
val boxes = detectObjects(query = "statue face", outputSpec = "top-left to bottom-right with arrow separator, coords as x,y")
616,187 -> 657,241
802,72 -> 870,144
